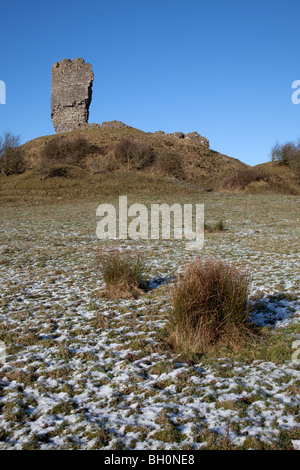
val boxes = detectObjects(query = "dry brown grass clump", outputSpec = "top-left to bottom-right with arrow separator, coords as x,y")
204,220 -> 225,233
98,251 -> 144,299
220,168 -> 262,191
168,258 -> 252,355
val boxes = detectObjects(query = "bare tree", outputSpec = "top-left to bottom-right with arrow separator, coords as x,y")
0,131 -> 26,175
270,139 -> 300,178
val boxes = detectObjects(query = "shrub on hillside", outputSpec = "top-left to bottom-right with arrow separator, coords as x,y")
220,168 -> 262,191
0,131 -> 26,175
85,152 -> 117,174
35,162 -> 71,179
114,138 -> 154,170
168,258 -> 251,355
40,136 -> 95,167
36,135 -> 102,178
155,150 -> 184,178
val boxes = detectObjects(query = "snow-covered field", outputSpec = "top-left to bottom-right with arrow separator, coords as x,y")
0,193 -> 299,450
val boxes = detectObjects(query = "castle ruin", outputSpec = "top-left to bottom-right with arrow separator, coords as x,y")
50,58 -> 209,148
51,58 -> 94,133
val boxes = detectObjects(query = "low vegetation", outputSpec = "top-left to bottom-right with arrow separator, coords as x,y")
204,220 -> 225,233
98,251 -> 145,299
154,150 -> 185,178
36,135 -> 101,179
168,258 -> 253,356
40,135 -> 98,166
220,168 -> 262,191
0,192 -> 299,450
114,138 -> 155,170
0,127 -> 299,450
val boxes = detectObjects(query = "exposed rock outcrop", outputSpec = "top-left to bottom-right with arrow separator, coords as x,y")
101,120 -> 132,129
51,58 -> 94,133
185,132 -> 209,148
154,130 -> 209,148
167,132 -> 185,139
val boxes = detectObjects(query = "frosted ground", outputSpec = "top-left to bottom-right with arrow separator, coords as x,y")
0,193 -> 299,450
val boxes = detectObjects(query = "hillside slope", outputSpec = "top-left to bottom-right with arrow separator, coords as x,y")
20,124 -> 247,187
1,124 -> 299,203
252,162 -> 300,195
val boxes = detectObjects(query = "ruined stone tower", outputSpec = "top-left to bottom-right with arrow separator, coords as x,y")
51,58 -> 94,133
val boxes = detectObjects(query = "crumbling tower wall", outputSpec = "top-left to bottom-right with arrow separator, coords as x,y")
51,58 -> 94,133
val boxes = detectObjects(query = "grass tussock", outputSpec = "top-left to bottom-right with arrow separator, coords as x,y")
168,258 -> 253,356
204,220 -> 225,233
98,251 -> 145,299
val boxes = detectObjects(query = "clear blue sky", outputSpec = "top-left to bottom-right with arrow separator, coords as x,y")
1,0 -> 300,165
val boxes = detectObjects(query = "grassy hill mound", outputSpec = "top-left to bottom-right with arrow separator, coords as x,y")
21,125 -> 247,185
251,162 -> 300,195
1,124 -> 299,203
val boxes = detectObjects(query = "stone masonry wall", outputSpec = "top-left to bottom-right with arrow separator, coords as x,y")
51,58 -> 94,133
